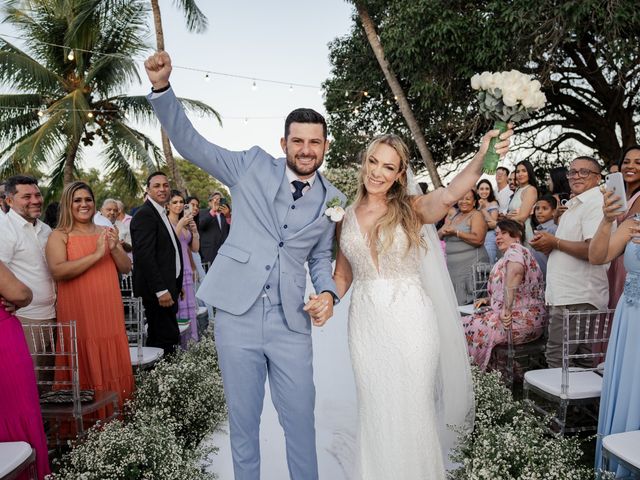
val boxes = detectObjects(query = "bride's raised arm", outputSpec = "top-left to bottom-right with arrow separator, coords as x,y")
413,126 -> 513,224
333,222 -> 353,299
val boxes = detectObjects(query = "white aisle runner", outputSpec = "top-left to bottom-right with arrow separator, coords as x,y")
206,278 -> 357,479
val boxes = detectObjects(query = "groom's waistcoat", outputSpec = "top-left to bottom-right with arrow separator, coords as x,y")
263,172 -> 326,306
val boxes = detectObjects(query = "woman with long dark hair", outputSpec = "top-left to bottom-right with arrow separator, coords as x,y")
548,166 -> 571,204
507,159 -> 539,244
476,179 -> 499,264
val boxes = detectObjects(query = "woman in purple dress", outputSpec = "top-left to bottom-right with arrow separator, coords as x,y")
167,190 -> 200,347
0,261 -> 51,479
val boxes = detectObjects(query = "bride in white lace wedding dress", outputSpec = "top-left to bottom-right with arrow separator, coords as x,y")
330,130 -> 512,479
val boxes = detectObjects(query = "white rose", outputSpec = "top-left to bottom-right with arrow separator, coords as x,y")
471,73 -> 481,90
329,206 -> 345,222
502,89 -> 519,107
479,71 -> 493,90
487,72 -> 503,90
521,91 -> 537,108
534,91 -> 547,109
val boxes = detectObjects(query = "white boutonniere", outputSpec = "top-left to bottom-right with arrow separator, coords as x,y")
324,197 -> 345,222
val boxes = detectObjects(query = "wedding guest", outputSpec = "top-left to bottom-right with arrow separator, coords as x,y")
0,181 -> 7,216
46,181 -> 134,413
547,166 -> 571,205
590,188 -> 640,478
100,198 -> 119,224
495,166 -> 513,213
607,145 -> 640,308
530,194 -> 558,278
476,179 -> 499,264
0,262 -> 51,480
0,176 -> 56,374
113,200 -> 132,254
530,156 -> 608,368
199,191 -> 229,265
167,190 -> 200,346
115,199 -> 132,225
186,195 -> 212,334
508,171 -> 517,192
438,189 -> 489,305
463,219 -> 545,370
507,160 -> 539,245
608,164 -> 619,174
131,172 -> 183,355
219,198 -> 232,224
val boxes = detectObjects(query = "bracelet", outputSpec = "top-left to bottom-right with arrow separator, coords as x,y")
556,238 -> 561,250
456,230 -> 460,238
151,82 -> 171,93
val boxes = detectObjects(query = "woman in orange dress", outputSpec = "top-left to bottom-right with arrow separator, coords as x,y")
45,182 -> 134,416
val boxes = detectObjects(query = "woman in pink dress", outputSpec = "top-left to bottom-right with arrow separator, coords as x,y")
166,190 -> 200,346
0,261 -> 51,479
463,219 -> 546,370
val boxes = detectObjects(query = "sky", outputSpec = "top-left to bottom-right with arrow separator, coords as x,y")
0,0 -> 356,170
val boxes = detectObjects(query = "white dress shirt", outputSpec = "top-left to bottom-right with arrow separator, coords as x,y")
496,185 -> 513,213
545,186 -> 610,310
0,209 -> 55,319
286,166 -> 316,197
148,197 -> 181,279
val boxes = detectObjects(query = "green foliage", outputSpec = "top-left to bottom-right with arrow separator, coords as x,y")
0,0 -> 219,194
53,337 -> 227,479
449,368 -> 593,479
176,158 -> 229,206
323,165 -> 360,205
327,0 -> 640,173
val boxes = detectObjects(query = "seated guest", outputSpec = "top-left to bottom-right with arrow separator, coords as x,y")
0,261 -> 51,480
530,156 -> 608,368
438,189 -> 489,305
46,182 -> 134,414
530,194 -> 558,279
463,220 -> 546,370
167,190 -> 200,347
590,188 -> 640,477
476,179 -> 499,264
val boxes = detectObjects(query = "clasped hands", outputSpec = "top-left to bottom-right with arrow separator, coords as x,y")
303,292 -> 334,327
529,230 -> 556,255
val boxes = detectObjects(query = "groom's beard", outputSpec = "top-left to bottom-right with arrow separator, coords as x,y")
286,153 -> 324,177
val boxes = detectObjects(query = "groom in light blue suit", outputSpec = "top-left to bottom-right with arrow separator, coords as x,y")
144,52 -> 345,480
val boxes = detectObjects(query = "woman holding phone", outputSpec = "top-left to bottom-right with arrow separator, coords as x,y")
607,145 -> 640,307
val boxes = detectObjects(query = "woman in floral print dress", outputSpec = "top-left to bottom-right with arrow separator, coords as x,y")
463,219 -> 546,370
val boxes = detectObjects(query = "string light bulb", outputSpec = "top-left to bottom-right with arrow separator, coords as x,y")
205,73 -> 210,82
87,112 -> 94,119
251,80 -> 257,91
363,91 -> 368,97
289,85 -> 293,92
67,50 -> 75,61
37,110 -> 44,117
354,108 -> 359,115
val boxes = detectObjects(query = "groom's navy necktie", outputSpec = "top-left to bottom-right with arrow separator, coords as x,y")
291,180 -> 309,201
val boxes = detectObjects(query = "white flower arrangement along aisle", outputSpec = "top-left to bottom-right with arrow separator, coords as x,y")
471,70 -> 547,174
48,337 -> 227,480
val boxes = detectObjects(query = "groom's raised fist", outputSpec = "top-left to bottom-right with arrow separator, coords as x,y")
144,51 -> 172,90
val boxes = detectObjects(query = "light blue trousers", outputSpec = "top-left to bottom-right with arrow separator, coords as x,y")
214,296 -> 318,480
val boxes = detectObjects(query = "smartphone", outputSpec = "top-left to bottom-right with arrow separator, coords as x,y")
183,204 -> 191,215
605,172 -> 628,214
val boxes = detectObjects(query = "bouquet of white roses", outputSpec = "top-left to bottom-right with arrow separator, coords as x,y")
470,70 -> 547,174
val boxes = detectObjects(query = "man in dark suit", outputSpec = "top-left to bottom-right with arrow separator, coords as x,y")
131,172 -> 183,355
199,191 -> 230,265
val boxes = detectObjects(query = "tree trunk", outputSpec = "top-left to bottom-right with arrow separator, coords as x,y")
354,2 -> 442,188
63,139 -> 80,185
151,0 -> 186,193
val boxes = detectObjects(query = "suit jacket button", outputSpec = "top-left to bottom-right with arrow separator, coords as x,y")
265,284 -> 271,289
291,205 -> 296,210
283,224 -> 288,229
278,242 -> 284,247
265,265 -> 271,270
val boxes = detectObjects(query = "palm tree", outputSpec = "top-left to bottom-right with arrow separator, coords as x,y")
0,0 -> 220,198
150,0 -> 208,192
353,1 -> 442,187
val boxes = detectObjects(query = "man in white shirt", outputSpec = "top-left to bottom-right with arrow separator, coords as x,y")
495,166 -> 513,214
529,156 -> 608,367
100,198 -> 132,252
0,175 -> 56,376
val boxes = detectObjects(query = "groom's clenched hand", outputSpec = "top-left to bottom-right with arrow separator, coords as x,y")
303,292 -> 334,327
144,51 -> 172,90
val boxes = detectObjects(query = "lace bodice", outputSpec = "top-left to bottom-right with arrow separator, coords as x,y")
340,206 -> 422,282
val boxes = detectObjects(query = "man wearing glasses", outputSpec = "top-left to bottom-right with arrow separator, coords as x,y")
530,156 -> 610,367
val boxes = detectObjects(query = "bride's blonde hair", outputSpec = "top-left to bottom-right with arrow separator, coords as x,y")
354,134 -> 425,253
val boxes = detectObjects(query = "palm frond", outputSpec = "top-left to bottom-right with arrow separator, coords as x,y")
104,120 -> 162,171
0,123 -> 51,177
101,141 -> 141,195
0,38 -> 62,92
12,111 -> 67,169
177,98 -> 222,125
173,0 -> 208,33
103,95 -> 159,124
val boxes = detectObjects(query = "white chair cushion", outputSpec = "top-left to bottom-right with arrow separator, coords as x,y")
457,304 -> 475,316
178,323 -> 190,334
129,346 -> 163,366
0,441 -> 32,476
524,368 -> 602,399
603,430 -> 640,469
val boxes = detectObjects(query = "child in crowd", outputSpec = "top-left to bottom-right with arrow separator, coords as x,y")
530,194 -> 558,279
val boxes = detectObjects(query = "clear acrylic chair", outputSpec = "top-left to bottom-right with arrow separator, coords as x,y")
0,442 -> 36,480
23,320 -> 119,444
122,296 -> 163,369
601,430 -> 640,477
523,308 -> 615,435
457,262 -> 492,315
119,272 -> 134,298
